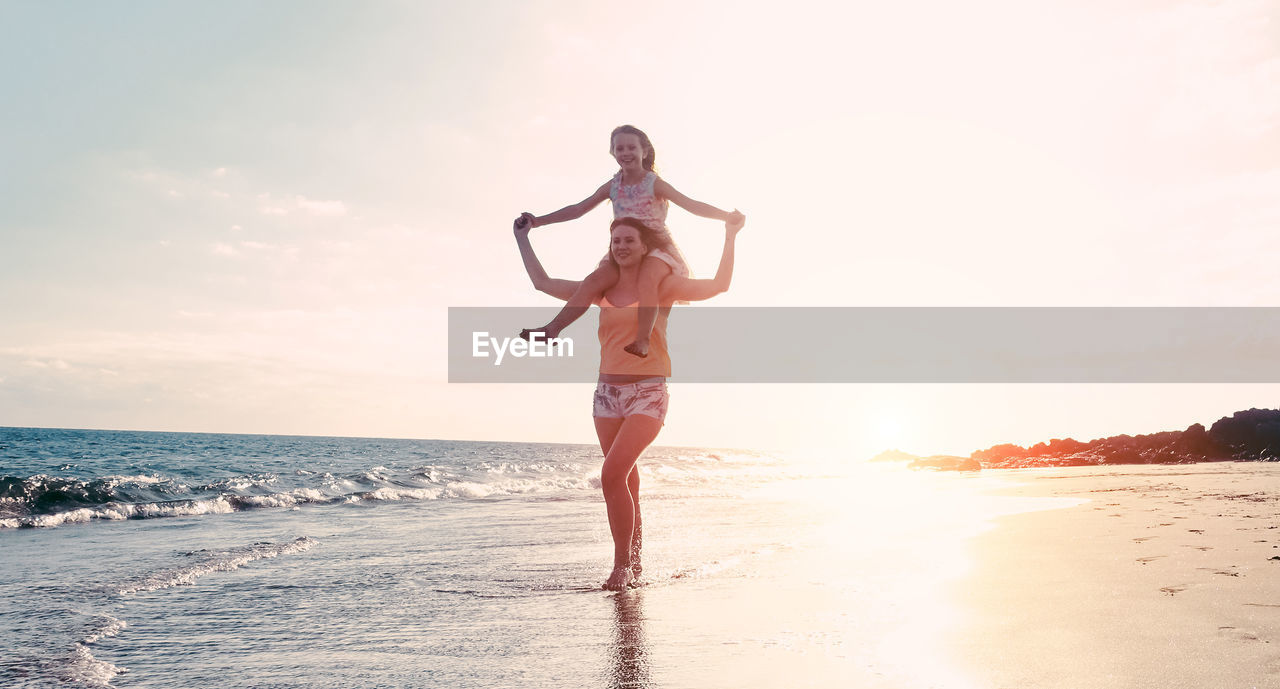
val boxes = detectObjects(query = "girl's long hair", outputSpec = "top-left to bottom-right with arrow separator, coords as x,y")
610,124 -> 656,172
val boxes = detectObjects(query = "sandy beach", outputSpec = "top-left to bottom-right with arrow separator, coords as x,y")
953,461 -> 1280,689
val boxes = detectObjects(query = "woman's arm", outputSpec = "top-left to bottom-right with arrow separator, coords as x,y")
660,216 -> 744,302
520,180 -> 611,229
653,178 -> 744,224
514,221 -> 582,301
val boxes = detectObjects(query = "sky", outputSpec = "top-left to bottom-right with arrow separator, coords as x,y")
1,0 -> 1278,458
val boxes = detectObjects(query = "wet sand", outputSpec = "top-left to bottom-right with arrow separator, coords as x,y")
954,462 -> 1280,689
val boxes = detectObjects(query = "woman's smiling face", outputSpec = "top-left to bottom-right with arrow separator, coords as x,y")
610,225 -> 648,267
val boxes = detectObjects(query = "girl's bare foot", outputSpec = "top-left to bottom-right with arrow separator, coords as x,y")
519,326 -> 561,342
623,339 -> 649,358
603,565 -> 633,591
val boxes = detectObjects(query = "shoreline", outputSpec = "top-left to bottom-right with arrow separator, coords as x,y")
951,461 -> 1280,688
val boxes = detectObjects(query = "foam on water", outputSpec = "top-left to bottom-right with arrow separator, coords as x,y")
114,536 -> 318,595
0,430 -> 785,531
61,644 -> 124,689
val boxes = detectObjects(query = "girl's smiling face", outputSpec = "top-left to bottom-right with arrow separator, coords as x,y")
611,132 -> 648,173
610,225 -> 648,267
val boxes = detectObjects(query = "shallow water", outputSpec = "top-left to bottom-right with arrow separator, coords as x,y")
0,427 -> 1069,688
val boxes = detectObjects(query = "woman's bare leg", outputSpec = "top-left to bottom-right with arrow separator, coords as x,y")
595,414 -> 663,590
628,467 -> 642,578
596,417 -> 646,581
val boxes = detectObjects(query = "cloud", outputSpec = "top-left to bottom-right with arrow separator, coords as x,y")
211,243 -> 238,257
21,359 -> 70,370
295,195 -> 348,216
1137,0 -> 1280,139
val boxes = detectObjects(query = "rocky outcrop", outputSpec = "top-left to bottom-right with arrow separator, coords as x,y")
868,449 -> 980,471
869,449 -> 921,464
970,408 -> 1280,469
1207,408 -> 1280,459
907,455 -> 982,472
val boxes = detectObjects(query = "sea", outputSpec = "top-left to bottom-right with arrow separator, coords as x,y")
0,427 -> 1066,689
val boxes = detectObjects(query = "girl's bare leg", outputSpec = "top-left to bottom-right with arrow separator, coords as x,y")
595,414 -> 663,591
624,257 -> 672,358
521,262 -> 619,341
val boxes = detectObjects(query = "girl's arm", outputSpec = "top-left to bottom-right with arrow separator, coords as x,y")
660,217 -> 744,302
653,178 -> 743,224
514,221 -> 582,301
521,180 -> 611,229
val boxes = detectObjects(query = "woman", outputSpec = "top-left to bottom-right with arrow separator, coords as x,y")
514,214 -> 744,590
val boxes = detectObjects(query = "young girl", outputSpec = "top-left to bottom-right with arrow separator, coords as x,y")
516,125 -> 743,357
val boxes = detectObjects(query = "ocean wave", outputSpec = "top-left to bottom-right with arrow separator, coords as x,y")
101,474 -> 168,486
199,473 -> 279,492
81,615 -> 128,645
0,449 -> 790,531
442,475 -> 597,498
354,486 -> 443,502
7,497 -> 236,528
62,644 -> 124,689
115,536 -> 317,595
231,488 -> 332,509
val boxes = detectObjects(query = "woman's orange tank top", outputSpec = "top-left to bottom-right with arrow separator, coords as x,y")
597,295 -> 671,377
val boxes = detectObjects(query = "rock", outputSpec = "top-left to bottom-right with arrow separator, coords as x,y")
1208,408 -> 1280,460
907,455 -> 981,472
873,409 -> 1280,471
868,449 -> 920,463
968,408 -> 1278,468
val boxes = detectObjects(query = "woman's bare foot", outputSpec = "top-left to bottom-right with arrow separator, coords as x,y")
623,339 -> 650,358
603,565 -> 634,591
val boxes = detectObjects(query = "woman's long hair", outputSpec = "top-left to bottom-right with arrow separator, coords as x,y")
608,217 -> 662,265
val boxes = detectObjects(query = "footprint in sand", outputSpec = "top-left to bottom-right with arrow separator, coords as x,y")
1217,626 -> 1261,642
1160,585 -> 1186,595
1137,556 -> 1165,564
1133,536 -> 1156,543
1189,529 -> 1205,534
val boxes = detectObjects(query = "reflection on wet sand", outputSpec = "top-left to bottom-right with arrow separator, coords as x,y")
607,590 -> 650,688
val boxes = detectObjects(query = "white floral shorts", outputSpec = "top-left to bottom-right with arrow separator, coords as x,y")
592,379 -> 669,423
